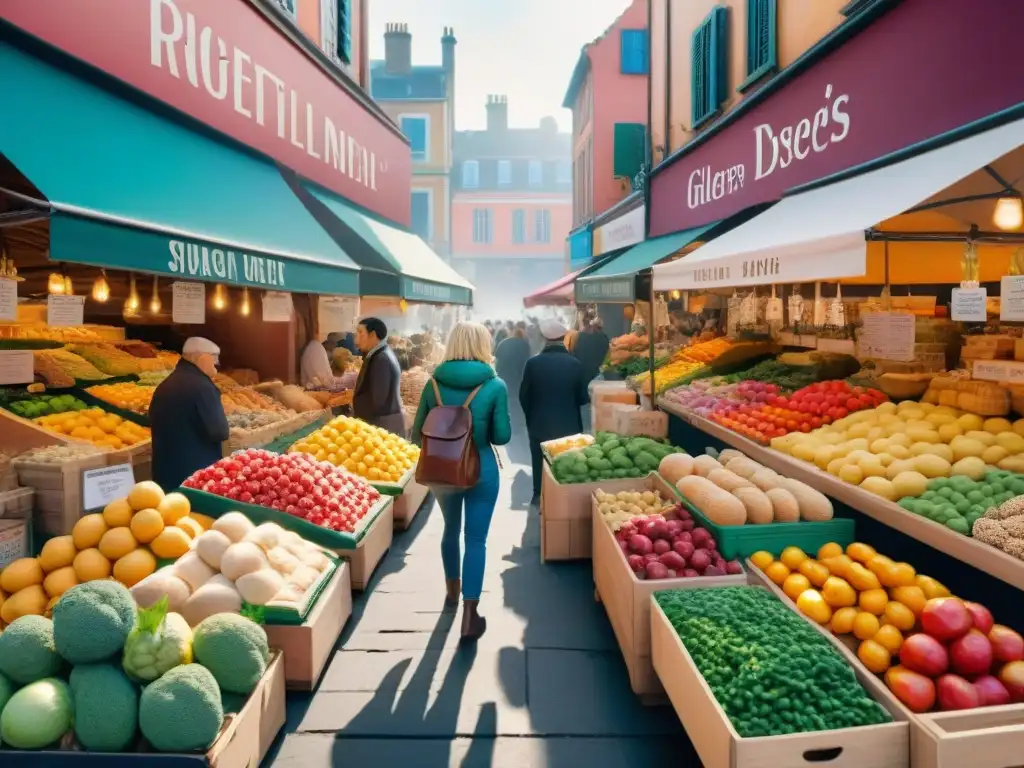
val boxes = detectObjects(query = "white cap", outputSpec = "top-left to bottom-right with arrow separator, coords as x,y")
182,337 -> 220,356
540,318 -> 568,340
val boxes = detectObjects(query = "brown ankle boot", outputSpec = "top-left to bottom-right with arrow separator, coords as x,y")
444,579 -> 461,607
460,599 -> 487,643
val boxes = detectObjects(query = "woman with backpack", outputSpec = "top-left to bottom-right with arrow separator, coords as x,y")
411,322 -> 512,643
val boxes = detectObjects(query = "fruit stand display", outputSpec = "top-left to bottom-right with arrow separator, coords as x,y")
11,445 -> 111,539
0,579 -> 285,763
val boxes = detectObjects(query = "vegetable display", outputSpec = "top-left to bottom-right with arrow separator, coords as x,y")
0,580 -> 269,753
594,487 -> 673,531
183,448 -> 382,533
973,495 -> 1024,560
289,414 -> 419,483
86,382 -> 156,415
655,586 -> 891,736
5,394 -> 88,419
549,432 -> 683,484
612,506 -> 742,580
898,471 -> 1024,536
542,433 -> 595,459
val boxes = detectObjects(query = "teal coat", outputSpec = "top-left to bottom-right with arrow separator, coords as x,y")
411,360 -> 512,449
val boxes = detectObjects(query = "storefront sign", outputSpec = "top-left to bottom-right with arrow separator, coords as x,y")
83,464 -> 136,511
261,291 -> 293,322
0,351 -> 34,386
403,278 -> 457,304
576,278 -> 634,303
0,279 -> 17,321
951,287 -> 987,322
167,239 -> 288,288
593,205 -> 645,257
318,295 -> 359,338
2,0 -> 411,225
858,312 -> 915,362
649,0 -> 1024,236
47,295 -> 84,327
1000,276 -> 1024,321
171,281 -> 206,324
568,228 -> 593,270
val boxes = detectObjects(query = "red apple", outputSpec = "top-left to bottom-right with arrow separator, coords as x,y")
921,598 -> 973,642
884,666 -> 936,713
900,633 -> 950,677
973,675 -> 1011,706
950,630 -> 994,677
999,660 -> 1024,702
936,674 -> 981,711
989,625 -> 1024,664
963,602 -> 994,634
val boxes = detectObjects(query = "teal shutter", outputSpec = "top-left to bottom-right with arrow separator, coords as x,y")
338,0 -> 352,63
691,6 -> 729,129
613,123 -> 646,180
745,0 -> 776,77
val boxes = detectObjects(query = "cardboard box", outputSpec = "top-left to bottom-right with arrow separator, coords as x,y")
590,381 -> 638,405
13,453 -> 108,537
592,401 -> 636,434
592,476 -> 745,700
613,407 -> 668,438
337,499 -> 393,590
0,487 -> 33,519
393,477 -> 430,530
650,596 -> 910,768
0,519 -> 28,570
265,563 -> 352,690
206,651 -> 287,768
540,516 -> 591,562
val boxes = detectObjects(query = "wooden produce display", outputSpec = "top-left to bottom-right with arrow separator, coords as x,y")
650,594 -> 910,768
13,452 -> 108,537
337,499 -> 394,590
748,562 -> 1024,768
392,472 -> 430,530
592,473 -> 745,700
265,562 -> 353,690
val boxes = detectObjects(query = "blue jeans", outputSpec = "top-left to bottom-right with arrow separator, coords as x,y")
435,449 -> 500,600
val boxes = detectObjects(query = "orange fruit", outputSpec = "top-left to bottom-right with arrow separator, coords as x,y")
891,562 -> 917,587
102,498 -> 133,528
113,548 -> 157,587
42,566 -> 78,599
868,555 -> 900,587
847,542 -> 877,563
73,548 -> 112,582
130,508 -> 165,544
127,480 -> 165,511
821,554 -> 854,578
822,576 -> 857,609
847,563 -> 882,591
916,575 -> 951,599
857,638 -> 892,674
890,586 -> 927,616
780,546 -> 808,570
883,601 -> 916,631
0,558 -> 43,594
830,607 -> 859,635
98,527 -> 137,561
817,542 -> 844,560
157,492 -> 191,525
796,589 -> 833,625
150,527 -> 191,559
874,624 -> 904,654
750,551 -> 774,570
858,588 -> 889,616
853,611 -> 881,640
72,514 -> 108,550
783,573 -> 812,601
175,517 -> 203,539
38,536 -> 76,573
764,561 -> 791,586
798,560 -> 830,587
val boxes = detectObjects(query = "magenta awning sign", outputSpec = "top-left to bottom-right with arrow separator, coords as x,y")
649,0 -> 1024,238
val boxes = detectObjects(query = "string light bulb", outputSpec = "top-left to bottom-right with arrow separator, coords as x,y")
91,271 -> 110,302
125,274 -> 140,314
149,276 -> 161,314
212,283 -> 228,311
239,287 -> 251,317
63,276 -> 74,295
994,196 -> 1024,231
47,273 -> 66,295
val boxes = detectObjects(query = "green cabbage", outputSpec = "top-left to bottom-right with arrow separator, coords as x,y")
122,597 -> 193,683
0,678 -> 73,749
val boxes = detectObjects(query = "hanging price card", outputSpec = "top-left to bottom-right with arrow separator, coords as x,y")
951,287 -> 987,321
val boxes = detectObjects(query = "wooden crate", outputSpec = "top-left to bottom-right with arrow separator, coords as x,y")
651,596 -> 910,768
393,475 -> 430,530
592,473 -> 745,700
336,500 -> 393,591
13,453 -> 109,536
207,651 -> 287,768
748,561 -> 1024,768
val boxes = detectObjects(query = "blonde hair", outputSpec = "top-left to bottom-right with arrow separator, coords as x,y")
443,322 -> 494,364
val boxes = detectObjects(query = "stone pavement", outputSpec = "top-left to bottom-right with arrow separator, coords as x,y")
266,427 -> 702,767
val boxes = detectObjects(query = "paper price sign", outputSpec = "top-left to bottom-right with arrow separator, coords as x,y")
0,350 -> 33,385
0,278 -> 16,321
972,360 -> 1024,384
83,464 -> 136,511
47,295 -> 85,327
1000,276 -> 1024,321
951,287 -> 987,322
172,282 -> 206,324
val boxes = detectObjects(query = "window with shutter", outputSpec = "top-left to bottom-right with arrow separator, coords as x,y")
321,0 -> 337,64
691,7 -> 729,129
337,0 -> 352,63
613,123 -> 646,180
741,0 -> 776,89
512,210 -> 526,243
462,161 -> 480,188
473,209 -> 493,244
400,116 -> 429,162
619,30 -> 649,75
534,210 -> 551,243
498,160 -> 512,186
410,191 -> 431,240
528,160 -> 543,186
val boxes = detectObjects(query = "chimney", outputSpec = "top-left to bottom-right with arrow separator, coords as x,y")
383,23 -> 412,75
539,116 -> 557,134
486,95 -> 508,133
441,26 -> 456,104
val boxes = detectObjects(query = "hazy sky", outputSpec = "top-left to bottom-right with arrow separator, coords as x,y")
367,0 -> 631,132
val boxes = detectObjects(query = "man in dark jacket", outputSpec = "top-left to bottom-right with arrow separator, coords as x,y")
353,317 -> 407,437
520,319 -> 590,504
149,337 -> 230,491
495,324 -> 531,426
572,317 -> 610,432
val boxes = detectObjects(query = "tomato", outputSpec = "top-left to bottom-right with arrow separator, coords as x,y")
835,407 -> 849,419
810,417 -> 823,429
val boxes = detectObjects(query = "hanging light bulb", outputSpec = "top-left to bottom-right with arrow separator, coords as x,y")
91,270 -> 110,302
670,290 -> 681,300
149,276 -> 162,314
994,195 -> 1023,231
63,276 -> 74,295
125,274 -> 140,314
47,272 -> 66,295
239,287 -> 251,317
212,283 -> 228,311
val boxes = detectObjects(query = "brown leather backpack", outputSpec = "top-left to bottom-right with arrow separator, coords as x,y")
415,379 -> 482,489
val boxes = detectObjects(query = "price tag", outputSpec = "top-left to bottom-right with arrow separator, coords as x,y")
47,295 -> 84,327
83,464 -> 136,511
1000,276 -> 1024,321
0,278 -> 16,321
0,350 -> 33,385
972,359 -> 1024,384
172,282 -> 206,324
858,312 -> 915,362
951,287 -> 987,321
765,298 -> 783,322
318,296 -> 359,340
262,291 -> 293,322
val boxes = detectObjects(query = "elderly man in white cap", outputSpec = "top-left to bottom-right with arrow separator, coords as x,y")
149,337 -> 230,490
519,318 -> 591,505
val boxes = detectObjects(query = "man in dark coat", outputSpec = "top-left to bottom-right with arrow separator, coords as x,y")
572,317 -> 610,432
149,337 -> 230,491
495,324 -> 531,425
520,319 -> 590,504
353,317 -> 407,437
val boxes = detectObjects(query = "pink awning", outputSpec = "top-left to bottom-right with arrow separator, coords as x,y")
522,268 -> 583,308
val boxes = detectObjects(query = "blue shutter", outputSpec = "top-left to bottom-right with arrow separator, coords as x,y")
513,210 -> 525,243
337,0 -> 352,63
613,123 -> 646,179
400,117 -> 427,160
691,7 -> 729,129
410,192 -> 430,240
745,0 -> 776,79
620,30 -> 649,75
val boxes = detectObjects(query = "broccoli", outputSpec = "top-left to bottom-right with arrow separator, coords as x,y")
655,587 -> 890,737
192,614 -> 269,695
69,663 -> 139,751
52,580 -> 136,664
0,615 -> 63,684
139,664 -> 224,752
